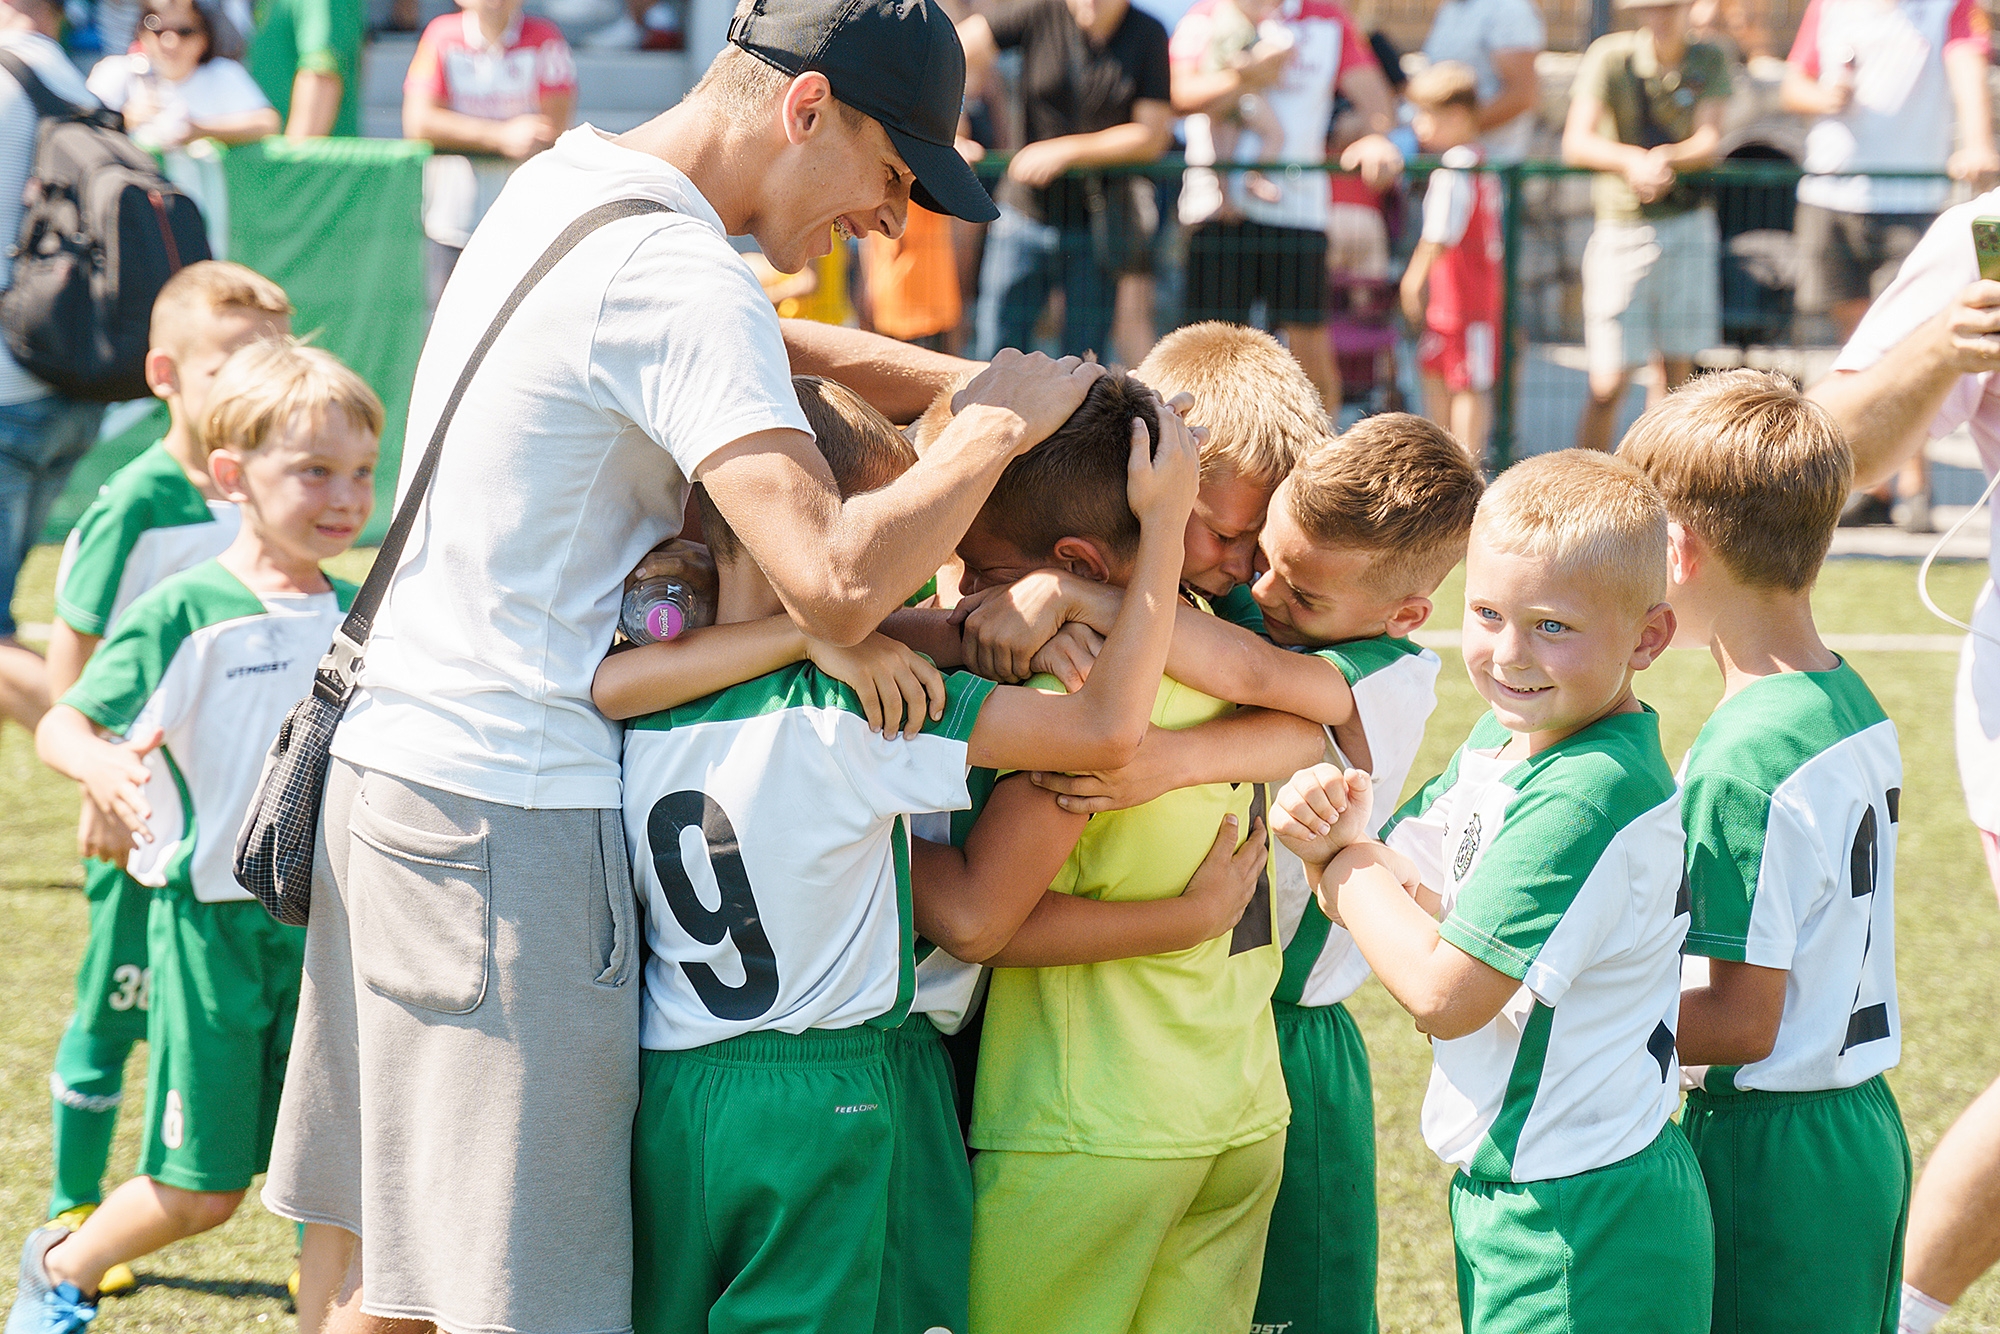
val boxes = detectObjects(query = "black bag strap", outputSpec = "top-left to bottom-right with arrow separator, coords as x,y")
313,196 -> 671,705
0,50 -> 96,122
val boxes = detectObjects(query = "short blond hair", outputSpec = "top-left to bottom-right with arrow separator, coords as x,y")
1473,450 -> 1668,615
1286,412 -> 1485,597
149,260 -> 292,356
1135,322 -> 1327,488
1406,60 -> 1481,112
697,375 -> 917,563
202,339 -> 384,457
1618,369 -> 1852,593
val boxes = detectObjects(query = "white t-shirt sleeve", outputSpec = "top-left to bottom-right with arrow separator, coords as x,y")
84,56 -> 135,112
184,59 -> 273,118
1485,0 -> 1546,52
588,221 -> 814,485
1421,156 -> 1478,246
833,728 -> 975,823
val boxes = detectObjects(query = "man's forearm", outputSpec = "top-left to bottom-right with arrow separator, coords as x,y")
1054,122 -> 1169,170
1948,44 -> 1996,154
1562,127 -> 1644,174
404,101 -> 508,154
781,320 -> 981,423
286,68 -> 342,137
1660,125 -> 1720,168
1809,327 -> 1960,487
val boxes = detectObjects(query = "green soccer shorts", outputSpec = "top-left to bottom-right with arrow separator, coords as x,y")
137,891 -> 306,1193
1450,1121 -> 1714,1334
1684,1075 -> 1911,1334
1256,1000 -> 1378,1334
48,859 -> 154,1215
631,1017 -> 973,1334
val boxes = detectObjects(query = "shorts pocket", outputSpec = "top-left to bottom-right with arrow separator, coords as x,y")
591,807 -> 638,988
347,794 -> 491,1015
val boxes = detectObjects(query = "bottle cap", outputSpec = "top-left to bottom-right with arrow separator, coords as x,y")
645,601 -> 686,642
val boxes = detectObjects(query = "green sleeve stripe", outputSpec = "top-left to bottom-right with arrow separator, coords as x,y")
1438,913 -> 1536,981
1276,897 -> 1335,1003
904,576 -> 937,607
922,671 -> 995,744
1466,999 -> 1556,1181
55,444 -> 207,635
1684,930 -> 1750,962
1315,634 -> 1428,686
1680,770 -> 1772,955
949,767 -> 999,847
867,814 -> 918,1030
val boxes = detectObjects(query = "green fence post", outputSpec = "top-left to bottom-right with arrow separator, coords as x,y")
1492,162 -> 1523,471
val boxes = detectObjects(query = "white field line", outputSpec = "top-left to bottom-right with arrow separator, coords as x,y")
1413,630 -> 1964,653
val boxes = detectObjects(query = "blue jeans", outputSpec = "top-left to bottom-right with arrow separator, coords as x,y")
973,205 -> 1117,361
0,393 -> 105,637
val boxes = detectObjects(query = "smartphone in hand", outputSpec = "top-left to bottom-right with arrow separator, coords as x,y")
1975,216 -> 2000,282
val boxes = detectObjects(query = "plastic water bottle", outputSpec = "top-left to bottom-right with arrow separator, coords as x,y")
621,576 -> 708,646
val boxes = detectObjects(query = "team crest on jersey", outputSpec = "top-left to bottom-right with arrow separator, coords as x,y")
1453,813 -> 1482,881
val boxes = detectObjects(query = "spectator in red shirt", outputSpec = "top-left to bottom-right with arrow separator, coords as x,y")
402,0 -> 576,295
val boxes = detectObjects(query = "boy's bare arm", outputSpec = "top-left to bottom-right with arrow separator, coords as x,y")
1161,612 -> 1353,725
1402,240 -> 1440,328
1322,842 -> 1518,1039
44,621 -> 100,702
964,411 -> 1203,774
592,616 -> 948,738
984,815 -> 1266,966
1030,708 -> 1326,814
1677,959 -> 1787,1066
910,776 -> 1088,963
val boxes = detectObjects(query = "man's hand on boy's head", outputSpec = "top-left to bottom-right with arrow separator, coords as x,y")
805,632 -> 949,739
950,569 -> 1119,683
1271,764 -> 1371,869
1127,397 -> 1203,527
950,350 -> 1106,458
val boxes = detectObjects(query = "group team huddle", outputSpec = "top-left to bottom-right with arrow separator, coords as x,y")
2,0 -> 1974,1331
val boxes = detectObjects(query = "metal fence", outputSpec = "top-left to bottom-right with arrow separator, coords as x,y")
938,155 -> 1963,469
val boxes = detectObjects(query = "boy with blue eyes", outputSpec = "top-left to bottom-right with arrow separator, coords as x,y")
1272,449 -> 1713,1334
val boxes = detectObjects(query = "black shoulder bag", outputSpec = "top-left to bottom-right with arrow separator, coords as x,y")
234,197 -> 669,925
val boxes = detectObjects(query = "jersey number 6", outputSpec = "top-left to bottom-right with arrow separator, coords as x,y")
647,790 -> 780,1021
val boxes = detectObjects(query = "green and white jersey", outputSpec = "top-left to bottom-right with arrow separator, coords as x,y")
60,561 -> 354,904
908,767 -> 998,1036
1679,662 -> 1902,1095
54,442 -> 239,637
623,662 -> 995,1051
1383,708 -> 1687,1184
1276,635 -> 1441,1008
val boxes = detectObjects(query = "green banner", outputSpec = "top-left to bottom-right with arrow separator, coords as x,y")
42,136 -> 429,544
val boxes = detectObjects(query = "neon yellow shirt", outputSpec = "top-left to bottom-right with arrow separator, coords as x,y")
968,674 -> 1290,1158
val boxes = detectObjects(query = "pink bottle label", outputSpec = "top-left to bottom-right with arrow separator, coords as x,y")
645,601 -> 686,641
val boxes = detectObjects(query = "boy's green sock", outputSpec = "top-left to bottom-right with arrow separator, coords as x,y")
49,1024 -> 133,1217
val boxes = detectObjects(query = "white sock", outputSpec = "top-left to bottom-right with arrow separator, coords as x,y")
1899,1284 -> 1950,1334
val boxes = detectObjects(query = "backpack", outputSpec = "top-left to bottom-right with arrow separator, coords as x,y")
0,49 -> 209,402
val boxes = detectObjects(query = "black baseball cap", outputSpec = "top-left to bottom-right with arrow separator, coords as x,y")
729,0 -> 999,223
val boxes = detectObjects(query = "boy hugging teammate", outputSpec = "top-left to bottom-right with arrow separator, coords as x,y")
38,262 -> 291,1269
18,341 -> 380,1333
1277,451 -> 1713,1334
617,377 -> 1208,1334
1624,372 -> 1910,1334
1243,414 -> 1483,1334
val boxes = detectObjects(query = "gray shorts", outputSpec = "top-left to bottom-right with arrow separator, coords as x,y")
1582,207 -> 1721,378
1793,202 -> 1931,315
262,758 -> 643,1334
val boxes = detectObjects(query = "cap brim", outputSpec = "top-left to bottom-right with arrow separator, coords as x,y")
884,125 -> 998,224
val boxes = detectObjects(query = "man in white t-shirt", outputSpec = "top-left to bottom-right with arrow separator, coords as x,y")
257,0 -> 1105,1330
1422,0 -> 1547,163
1170,0 -> 1395,412
0,0 -> 107,736
1809,194 -> 2000,1334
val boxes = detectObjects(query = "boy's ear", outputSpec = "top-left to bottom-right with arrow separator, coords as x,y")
1665,521 -> 1701,590
1383,595 -> 1432,639
145,348 -> 179,402
1050,535 -> 1116,585
1629,601 -> 1677,672
208,448 -> 248,502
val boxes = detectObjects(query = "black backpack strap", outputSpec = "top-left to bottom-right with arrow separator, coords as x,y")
0,50 -> 86,121
313,196 -> 671,706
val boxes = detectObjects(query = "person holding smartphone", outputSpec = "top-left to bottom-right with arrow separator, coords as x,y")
1811,197 -> 2000,1334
